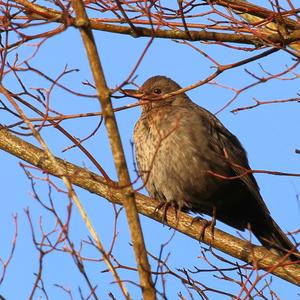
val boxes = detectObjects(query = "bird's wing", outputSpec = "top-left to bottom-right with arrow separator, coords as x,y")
195,105 -> 270,213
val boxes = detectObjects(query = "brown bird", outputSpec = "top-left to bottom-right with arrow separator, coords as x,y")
126,75 -> 297,258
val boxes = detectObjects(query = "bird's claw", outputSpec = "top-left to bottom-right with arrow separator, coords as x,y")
191,209 -> 217,242
154,201 -> 180,225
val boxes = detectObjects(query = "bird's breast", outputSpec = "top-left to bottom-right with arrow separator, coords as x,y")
133,108 -> 230,208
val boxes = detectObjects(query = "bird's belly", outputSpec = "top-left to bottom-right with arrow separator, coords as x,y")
135,131 -> 232,211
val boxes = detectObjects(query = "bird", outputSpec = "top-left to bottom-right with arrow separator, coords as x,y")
125,75 -> 297,259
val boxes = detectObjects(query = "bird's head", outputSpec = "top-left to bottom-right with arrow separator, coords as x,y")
123,75 -> 189,112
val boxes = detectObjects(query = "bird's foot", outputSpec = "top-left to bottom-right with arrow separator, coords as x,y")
154,200 -> 180,225
191,217 -> 212,241
191,209 -> 217,242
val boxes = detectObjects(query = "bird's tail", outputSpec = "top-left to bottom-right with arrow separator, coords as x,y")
251,215 -> 299,261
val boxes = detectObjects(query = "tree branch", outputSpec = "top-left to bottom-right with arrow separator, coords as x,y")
70,1 -> 156,298
12,0 -> 300,48
0,127 -> 299,286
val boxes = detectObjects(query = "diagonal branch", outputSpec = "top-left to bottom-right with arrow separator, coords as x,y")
212,0 -> 298,29
0,127 -> 299,286
0,85 -> 126,299
217,0 -> 300,53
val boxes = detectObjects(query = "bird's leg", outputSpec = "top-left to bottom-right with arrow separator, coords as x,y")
191,207 -> 217,242
154,201 -> 171,225
191,216 -> 212,241
154,200 -> 180,225
210,207 -> 217,240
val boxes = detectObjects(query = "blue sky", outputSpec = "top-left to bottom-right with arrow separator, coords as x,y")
1,9 -> 300,299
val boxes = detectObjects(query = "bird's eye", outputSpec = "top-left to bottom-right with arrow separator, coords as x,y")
153,88 -> 161,94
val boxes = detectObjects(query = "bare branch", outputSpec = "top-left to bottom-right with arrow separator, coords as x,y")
0,127 -> 299,286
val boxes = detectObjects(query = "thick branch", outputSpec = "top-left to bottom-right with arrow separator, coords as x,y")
0,127 -> 299,286
217,0 -> 300,53
212,0 -> 298,29
12,0 -> 300,47
70,1 -> 155,299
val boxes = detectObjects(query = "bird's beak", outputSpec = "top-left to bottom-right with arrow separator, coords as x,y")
122,89 -> 144,99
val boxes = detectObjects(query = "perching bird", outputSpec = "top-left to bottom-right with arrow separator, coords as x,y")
126,75 -> 297,258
